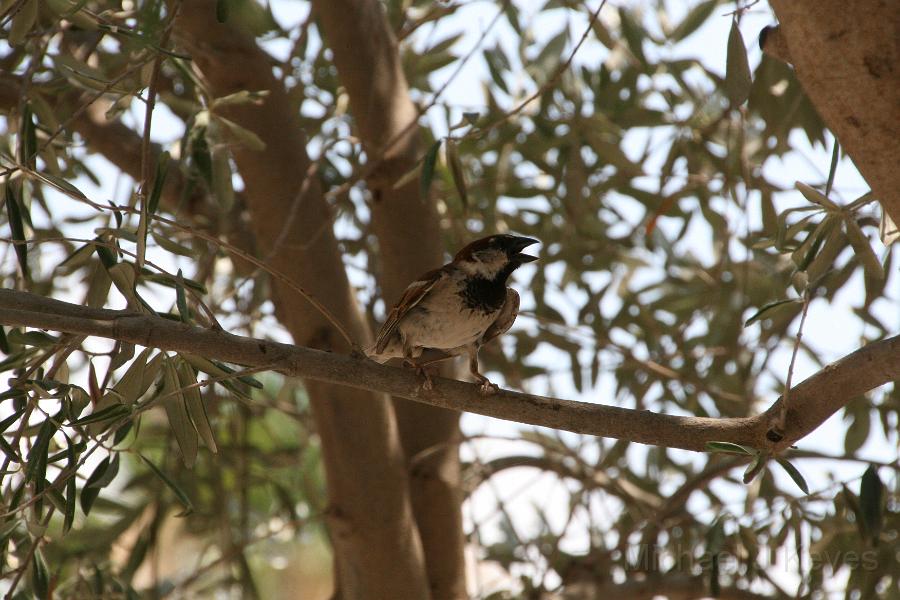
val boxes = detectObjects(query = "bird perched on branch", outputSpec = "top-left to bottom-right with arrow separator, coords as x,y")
367,234 -> 539,393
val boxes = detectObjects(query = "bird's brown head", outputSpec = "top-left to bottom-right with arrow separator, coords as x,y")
454,234 -> 539,279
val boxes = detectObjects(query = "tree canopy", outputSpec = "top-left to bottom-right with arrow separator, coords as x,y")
0,0 -> 897,598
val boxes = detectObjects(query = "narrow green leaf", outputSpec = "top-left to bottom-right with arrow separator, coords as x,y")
150,232 -> 194,257
139,269 -> 207,294
71,403 -> 131,426
80,487 -> 100,516
213,115 -> 266,151
0,437 -> 21,463
0,405 -> 25,434
744,298 -> 801,327
175,269 -> 190,322
420,140 -> 442,199
137,191 -> 150,270
705,441 -> 753,455
825,140 -> 840,199
20,104 -> 37,169
25,420 -> 55,483
6,330 -> 58,347
0,517 -> 20,541
61,433 -> 77,533
484,45 -> 511,94
211,90 -> 269,110
5,184 -> 30,281
52,54 -> 134,94
139,454 -> 194,515
807,224 -> 846,284
210,360 -> 264,389
392,161 -> 423,190
176,360 -> 217,453
107,262 -> 143,310
860,465 -> 884,542
671,0 -> 718,41
108,201 -> 123,228
0,326 -> 8,354
844,217 -> 885,280
111,348 -> 151,404
796,181 -> 838,211
8,0 -> 37,45
29,170 -> 90,201
109,342 -> 136,374
742,452 -> 767,484
85,453 -> 120,489
80,454 -> 119,516
113,420 -> 134,446
795,216 -> 837,272
162,359 -> 199,468
211,145 -> 235,209
180,353 -> 231,380
617,9 -> 645,64
725,19 -> 752,106
57,242 -> 96,273
775,457 -> 809,494
147,151 -> 170,216
142,353 -> 165,396
93,237 -> 117,268
445,138 -> 468,208
775,206 -> 818,251
31,547 -> 49,600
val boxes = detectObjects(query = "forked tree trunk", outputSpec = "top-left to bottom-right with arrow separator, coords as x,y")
172,2 -> 431,598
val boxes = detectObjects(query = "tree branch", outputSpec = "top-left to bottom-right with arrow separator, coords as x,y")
2,289 -> 897,454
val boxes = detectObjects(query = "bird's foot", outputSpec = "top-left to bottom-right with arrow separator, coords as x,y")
476,377 -> 499,395
404,360 -> 435,391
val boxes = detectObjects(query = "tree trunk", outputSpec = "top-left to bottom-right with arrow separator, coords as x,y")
313,1 -> 467,598
768,0 -> 900,223
172,3 -> 430,598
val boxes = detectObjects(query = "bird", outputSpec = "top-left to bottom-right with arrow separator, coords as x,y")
367,234 -> 539,393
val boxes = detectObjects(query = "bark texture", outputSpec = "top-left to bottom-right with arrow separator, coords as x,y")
768,0 -> 900,223
3,289 -> 898,455
170,3 -> 429,598
313,1 -> 466,597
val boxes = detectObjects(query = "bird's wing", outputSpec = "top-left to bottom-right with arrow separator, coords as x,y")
480,288 -> 520,345
374,267 -> 447,355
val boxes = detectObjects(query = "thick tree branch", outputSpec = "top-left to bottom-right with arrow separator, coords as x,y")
764,0 -> 900,223
2,289 -> 897,454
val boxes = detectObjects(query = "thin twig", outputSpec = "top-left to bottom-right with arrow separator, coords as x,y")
466,0 -> 608,142
136,4 -> 180,269
4,188 -> 358,348
776,291 -> 811,433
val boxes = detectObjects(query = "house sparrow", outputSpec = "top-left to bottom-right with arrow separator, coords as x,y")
367,234 -> 539,393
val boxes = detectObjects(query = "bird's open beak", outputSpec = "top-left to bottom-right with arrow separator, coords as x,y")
511,237 -> 539,263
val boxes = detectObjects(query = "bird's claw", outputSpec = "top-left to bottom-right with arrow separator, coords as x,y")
421,372 -> 434,391
404,360 -> 435,391
478,380 -> 499,395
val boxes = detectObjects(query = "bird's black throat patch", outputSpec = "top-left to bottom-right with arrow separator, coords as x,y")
459,275 -> 508,314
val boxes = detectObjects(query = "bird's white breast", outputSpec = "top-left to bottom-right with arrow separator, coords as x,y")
398,286 -> 499,351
